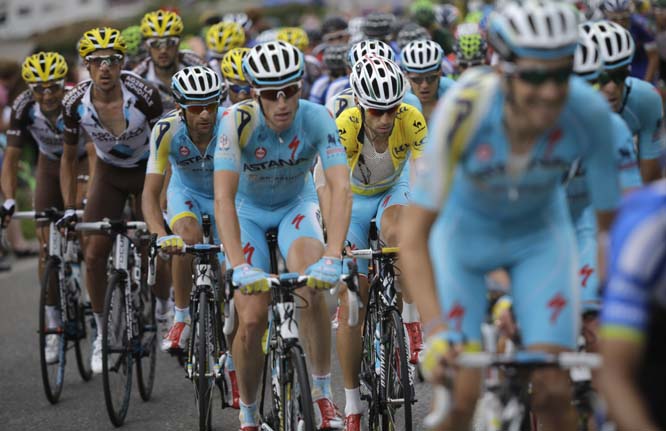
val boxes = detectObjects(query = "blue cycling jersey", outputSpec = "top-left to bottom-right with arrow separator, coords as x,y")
620,77 -> 663,160
602,180 -> 666,340
146,109 -> 221,197
413,68 -> 621,221
214,99 -> 347,208
309,75 -> 331,105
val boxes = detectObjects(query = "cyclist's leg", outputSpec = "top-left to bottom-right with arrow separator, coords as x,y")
430,216 -> 488,429
509,217 -> 579,431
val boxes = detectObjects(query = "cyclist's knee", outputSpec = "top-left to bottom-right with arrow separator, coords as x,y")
172,217 -> 203,245
530,368 -> 572,412
237,301 -> 268,342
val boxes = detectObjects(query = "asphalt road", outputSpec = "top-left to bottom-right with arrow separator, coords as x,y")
0,257 -> 434,430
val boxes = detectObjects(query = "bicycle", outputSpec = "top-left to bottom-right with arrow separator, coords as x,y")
12,208 -> 93,404
424,350 -> 602,431
349,222 -> 414,431
76,218 -> 157,426
148,214 -> 232,431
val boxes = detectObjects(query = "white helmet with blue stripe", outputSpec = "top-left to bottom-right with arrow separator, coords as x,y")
590,20 -> 634,69
171,66 -> 225,104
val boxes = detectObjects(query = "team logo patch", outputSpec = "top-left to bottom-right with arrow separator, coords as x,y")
255,147 -> 267,160
179,146 -> 190,157
475,143 -> 492,161
219,134 -> 230,150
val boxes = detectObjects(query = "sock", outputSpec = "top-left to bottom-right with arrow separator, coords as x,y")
45,305 -> 61,329
94,312 -> 103,336
154,296 -> 170,316
402,302 -> 420,324
344,387 -> 363,416
239,401 -> 259,426
175,306 -> 189,323
311,373 -> 332,400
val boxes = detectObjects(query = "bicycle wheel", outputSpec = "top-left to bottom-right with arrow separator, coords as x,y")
136,281 -> 157,401
39,258 -> 66,404
194,289 -> 213,431
282,345 -> 315,431
360,298 -> 381,431
73,272 -> 94,382
381,309 -> 413,431
102,271 -> 133,427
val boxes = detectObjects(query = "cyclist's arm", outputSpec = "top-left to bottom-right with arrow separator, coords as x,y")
143,118 -> 173,237
3,99 -> 31,201
0,146 -> 21,201
61,97 -> 81,209
637,84 -> 664,183
143,174 -> 168,237
85,140 -> 96,184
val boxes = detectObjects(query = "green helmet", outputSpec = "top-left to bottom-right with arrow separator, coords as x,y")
453,23 -> 487,65
410,0 -> 436,27
121,25 -> 143,57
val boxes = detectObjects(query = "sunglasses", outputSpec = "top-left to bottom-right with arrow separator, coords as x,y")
29,79 -> 65,95
255,82 -> 302,101
146,37 -> 180,49
181,102 -> 219,114
596,68 -> 629,86
506,64 -> 572,86
408,74 -> 439,85
365,105 -> 400,117
85,54 -> 124,67
228,82 -> 251,94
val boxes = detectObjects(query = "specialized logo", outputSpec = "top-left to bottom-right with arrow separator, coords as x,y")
288,136 -> 300,160
381,194 -> 392,208
291,214 -> 305,230
547,293 -> 567,324
185,200 -> 194,210
179,145 -> 190,157
579,265 -> 594,288
544,128 -> 563,159
243,242 -> 255,266
255,147 -> 266,160
447,302 -> 465,332
475,143 -> 493,161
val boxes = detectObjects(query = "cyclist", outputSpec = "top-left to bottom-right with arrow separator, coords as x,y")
1,52 -> 91,364
590,20 -> 664,183
132,9 -> 204,111
335,54 -> 427,430
600,0 -> 659,82
401,39 -> 456,119
396,22 -> 431,52
60,27 -> 167,374
142,65 -> 239,407
310,44 -> 349,106
277,27 -> 323,101
599,179 -> 666,431
221,47 -> 252,105
120,26 -> 146,70
361,12 -> 398,55
213,40 -> 351,430
205,21 -> 246,83
318,16 -> 351,58
451,22 -> 489,79
400,2 -> 621,430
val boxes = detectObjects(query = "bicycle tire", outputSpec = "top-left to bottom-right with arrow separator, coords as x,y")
381,309 -> 413,431
102,271 -> 133,427
360,295 -> 381,431
136,281 -> 157,401
74,274 -> 94,382
39,258 -> 66,404
287,345 -> 315,431
195,289 -> 213,431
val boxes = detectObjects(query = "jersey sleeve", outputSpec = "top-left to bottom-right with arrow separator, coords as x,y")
5,90 -> 33,149
335,108 -> 360,162
601,193 -> 666,342
636,83 -> 664,160
121,72 -> 164,127
315,106 -> 347,170
62,82 -> 88,146
213,108 -> 242,173
403,92 -> 422,113
146,116 -> 175,175
612,115 -> 643,192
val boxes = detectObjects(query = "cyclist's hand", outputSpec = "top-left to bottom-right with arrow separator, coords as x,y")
305,256 -> 342,290
156,234 -> 185,254
421,331 -> 457,385
56,208 -> 78,230
0,199 -> 16,228
233,263 -> 270,294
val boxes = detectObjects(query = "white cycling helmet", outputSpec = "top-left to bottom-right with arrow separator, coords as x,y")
348,39 -> 395,67
243,40 -> 304,86
171,66 -> 225,105
591,20 -> 634,69
401,40 -> 443,74
255,28 -> 279,44
600,0 -> 633,12
574,29 -> 601,79
223,12 -> 252,31
350,55 -> 407,110
488,0 -> 580,61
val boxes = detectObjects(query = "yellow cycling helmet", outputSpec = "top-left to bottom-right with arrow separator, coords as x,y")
206,22 -> 246,56
276,27 -> 309,52
221,47 -> 250,81
78,27 -> 127,58
140,10 -> 184,38
21,52 -> 68,83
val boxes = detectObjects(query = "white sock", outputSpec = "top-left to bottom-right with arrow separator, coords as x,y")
94,312 -> 103,337
154,296 -> 170,316
45,305 -> 61,329
402,302 -> 420,324
344,387 -> 363,416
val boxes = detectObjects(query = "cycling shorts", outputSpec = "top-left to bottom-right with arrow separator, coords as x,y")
166,180 -> 220,245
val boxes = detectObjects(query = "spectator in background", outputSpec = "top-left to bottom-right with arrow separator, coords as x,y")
602,0 -> 660,82
652,0 -> 666,88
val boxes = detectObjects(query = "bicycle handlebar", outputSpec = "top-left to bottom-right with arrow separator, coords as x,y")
75,220 -> 147,233
13,209 -> 84,221
349,246 -> 399,259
